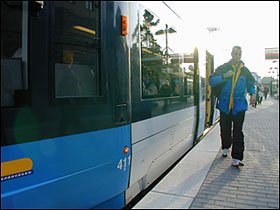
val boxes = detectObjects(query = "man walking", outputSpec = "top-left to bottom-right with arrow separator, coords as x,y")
209,46 -> 256,167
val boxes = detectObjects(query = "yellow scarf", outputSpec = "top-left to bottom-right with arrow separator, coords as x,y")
229,62 -> 243,112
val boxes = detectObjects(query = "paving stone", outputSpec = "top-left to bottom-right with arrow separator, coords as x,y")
190,97 -> 279,209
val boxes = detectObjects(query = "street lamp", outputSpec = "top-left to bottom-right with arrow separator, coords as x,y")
206,27 -> 221,33
155,24 -> 177,60
274,67 -> 279,96
205,27 -> 223,59
272,60 -> 279,95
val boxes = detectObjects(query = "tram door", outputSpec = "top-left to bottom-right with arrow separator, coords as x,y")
1,1 -> 131,209
194,47 -> 207,142
205,51 -> 214,127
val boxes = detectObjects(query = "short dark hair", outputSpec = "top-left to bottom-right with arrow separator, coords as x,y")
232,46 -> 242,53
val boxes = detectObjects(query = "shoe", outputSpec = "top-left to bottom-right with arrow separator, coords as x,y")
222,148 -> 230,157
232,158 -> 244,167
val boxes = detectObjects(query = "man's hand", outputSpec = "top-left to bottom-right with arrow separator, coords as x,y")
223,71 -> 233,79
249,93 -> 257,105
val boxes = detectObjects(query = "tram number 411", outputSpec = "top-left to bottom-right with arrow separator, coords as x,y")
117,156 -> 131,171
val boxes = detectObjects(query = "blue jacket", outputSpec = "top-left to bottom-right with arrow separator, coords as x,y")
209,60 -> 256,115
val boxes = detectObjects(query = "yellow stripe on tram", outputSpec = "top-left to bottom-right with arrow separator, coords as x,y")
1,158 -> 33,177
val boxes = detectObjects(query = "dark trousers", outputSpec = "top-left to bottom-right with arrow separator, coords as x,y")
219,111 -> 245,161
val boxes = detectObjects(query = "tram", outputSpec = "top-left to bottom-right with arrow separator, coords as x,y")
1,1 -> 218,208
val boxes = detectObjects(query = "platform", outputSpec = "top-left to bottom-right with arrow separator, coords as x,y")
133,96 -> 279,209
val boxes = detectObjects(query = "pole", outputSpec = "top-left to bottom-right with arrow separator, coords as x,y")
276,63 -> 279,96
165,24 -> 168,61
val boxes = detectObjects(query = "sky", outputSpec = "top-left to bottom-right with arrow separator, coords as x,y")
165,1 -> 279,78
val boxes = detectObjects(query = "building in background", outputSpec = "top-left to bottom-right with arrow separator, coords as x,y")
265,47 -> 279,60
265,48 -> 279,97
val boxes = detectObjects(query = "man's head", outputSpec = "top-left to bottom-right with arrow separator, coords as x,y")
231,46 -> 242,65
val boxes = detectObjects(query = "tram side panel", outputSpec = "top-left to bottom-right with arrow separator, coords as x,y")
1,1 -> 214,208
1,1 -> 131,209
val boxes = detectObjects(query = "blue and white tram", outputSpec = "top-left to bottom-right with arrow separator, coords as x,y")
1,1 -> 217,209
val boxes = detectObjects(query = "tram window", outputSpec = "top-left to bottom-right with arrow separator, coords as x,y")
1,1 -> 28,107
54,1 -> 100,98
140,7 -> 180,99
